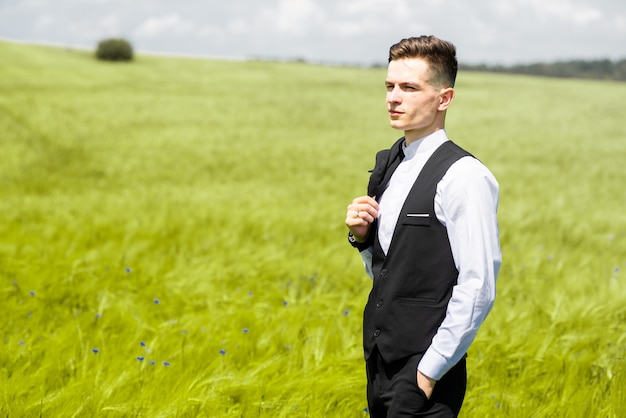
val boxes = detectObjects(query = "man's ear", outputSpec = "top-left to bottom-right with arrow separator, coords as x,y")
438,87 -> 455,111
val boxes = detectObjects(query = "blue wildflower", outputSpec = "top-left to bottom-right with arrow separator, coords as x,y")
150,360 -> 156,366
92,348 -> 99,354
242,328 -> 249,334
140,341 -> 146,348
163,361 -> 171,367
29,290 -> 36,297
344,310 -> 350,316
125,267 -> 131,273
137,356 -> 145,361
219,349 -> 226,355
154,299 -> 160,305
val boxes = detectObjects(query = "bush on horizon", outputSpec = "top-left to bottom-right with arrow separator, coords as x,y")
96,38 -> 133,62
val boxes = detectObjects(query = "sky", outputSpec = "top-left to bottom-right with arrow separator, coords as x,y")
1,0 -> 625,66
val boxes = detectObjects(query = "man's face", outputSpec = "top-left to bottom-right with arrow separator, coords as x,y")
385,58 -> 451,142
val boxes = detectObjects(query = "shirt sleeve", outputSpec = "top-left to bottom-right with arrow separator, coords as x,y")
418,156 -> 502,380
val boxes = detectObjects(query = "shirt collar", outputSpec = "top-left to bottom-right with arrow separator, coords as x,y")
402,129 -> 449,159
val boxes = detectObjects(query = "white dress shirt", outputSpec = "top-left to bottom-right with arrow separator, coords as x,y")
360,129 -> 501,380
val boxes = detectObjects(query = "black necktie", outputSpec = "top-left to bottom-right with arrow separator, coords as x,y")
374,140 -> 405,200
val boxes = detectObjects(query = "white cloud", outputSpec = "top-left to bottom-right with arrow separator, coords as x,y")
270,0 -> 326,34
133,14 -> 196,38
613,14 -> 626,32
309,0 -> 421,38
530,0 -> 602,24
226,18 -> 250,36
490,2 -> 519,17
98,15 -> 121,33
34,15 -> 54,30
336,0 -> 396,15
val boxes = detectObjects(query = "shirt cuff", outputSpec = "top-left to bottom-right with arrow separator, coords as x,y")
417,348 -> 450,381
360,247 -> 374,279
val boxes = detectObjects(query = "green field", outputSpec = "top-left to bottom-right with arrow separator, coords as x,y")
1,41 -> 625,417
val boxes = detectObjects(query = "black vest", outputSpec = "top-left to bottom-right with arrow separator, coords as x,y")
363,140 -> 473,363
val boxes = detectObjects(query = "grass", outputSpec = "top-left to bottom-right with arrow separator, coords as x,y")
0,41 -> 625,417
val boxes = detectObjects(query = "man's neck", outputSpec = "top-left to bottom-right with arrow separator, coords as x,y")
404,126 -> 445,146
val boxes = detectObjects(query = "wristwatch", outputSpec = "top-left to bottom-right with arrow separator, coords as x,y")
348,232 -> 371,251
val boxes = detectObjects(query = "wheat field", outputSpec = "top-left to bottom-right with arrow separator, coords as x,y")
0,41 -> 625,417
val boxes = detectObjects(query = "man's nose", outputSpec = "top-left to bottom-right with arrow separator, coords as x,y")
387,87 -> 401,103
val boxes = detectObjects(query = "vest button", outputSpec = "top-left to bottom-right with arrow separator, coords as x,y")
373,329 -> 381,337
376,300 -> 383,308
380,269 -> 388,277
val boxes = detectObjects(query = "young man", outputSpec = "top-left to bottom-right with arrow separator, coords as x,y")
345,36 -> 501,417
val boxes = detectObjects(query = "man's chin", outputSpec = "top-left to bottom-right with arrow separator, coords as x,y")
389,121 -> 405,131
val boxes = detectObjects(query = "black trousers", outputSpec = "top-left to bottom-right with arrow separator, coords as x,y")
366,348 -> 467,417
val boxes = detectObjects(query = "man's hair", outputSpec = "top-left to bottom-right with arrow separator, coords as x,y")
388,35 -> 458,88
